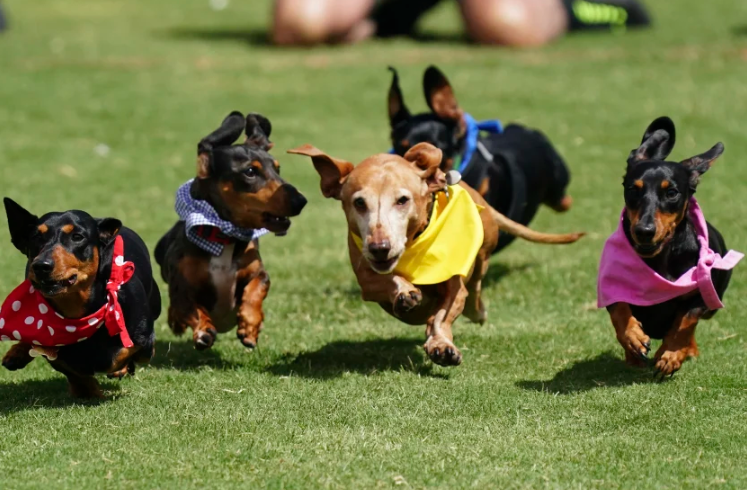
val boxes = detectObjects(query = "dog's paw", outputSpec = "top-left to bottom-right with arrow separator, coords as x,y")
653,349 -> 688,381
393,289 -> 422,316
236,322 -> 262,350
107,361 -> 135,380
2,345 -> 34,371
618,321 -> 651,363
193,327 -> 217,350
423,336 -> 462,367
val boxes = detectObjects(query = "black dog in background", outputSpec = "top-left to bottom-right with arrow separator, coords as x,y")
388,66 -> 574,253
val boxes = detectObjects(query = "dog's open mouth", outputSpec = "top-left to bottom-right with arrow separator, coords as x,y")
369,256 -> 400,274
32,274 -> 77,296
262,212 -> 292,236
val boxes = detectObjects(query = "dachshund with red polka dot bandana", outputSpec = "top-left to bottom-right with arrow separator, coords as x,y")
0,199 -> 161,398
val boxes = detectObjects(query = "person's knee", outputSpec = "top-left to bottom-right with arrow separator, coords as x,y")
272,0 -> 331,45
461,0 -> 567,47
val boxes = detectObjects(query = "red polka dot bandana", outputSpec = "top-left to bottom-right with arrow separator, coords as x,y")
0,235 -> 135,348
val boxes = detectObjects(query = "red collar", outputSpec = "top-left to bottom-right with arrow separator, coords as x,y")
0,235 -> 135,349
194,225 -> 232,245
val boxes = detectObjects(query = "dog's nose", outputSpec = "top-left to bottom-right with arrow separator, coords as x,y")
634,223 -> 657,243
31,259 -> 55,278
368,241 -> 391,261
282,184 -> 307,216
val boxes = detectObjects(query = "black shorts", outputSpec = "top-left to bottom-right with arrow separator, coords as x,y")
371,0 -> 445,37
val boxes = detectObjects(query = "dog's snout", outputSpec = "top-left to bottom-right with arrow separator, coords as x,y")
31,258 -> 55,278
282,184 -> 307,216
634,222 -> 656,243
368,240 -> 391,261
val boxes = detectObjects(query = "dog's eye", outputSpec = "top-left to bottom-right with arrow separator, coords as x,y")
244,167 -> 258,178
665,188 -> 679,199
396,196 -> 410,206
353,197 -> 366,211
71,233 -> 85,243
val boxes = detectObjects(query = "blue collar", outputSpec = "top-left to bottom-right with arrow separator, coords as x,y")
387,113 -> 503,173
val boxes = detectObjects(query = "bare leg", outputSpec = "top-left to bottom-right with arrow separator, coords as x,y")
272,0 -> 376,45
459,0 -> 569,47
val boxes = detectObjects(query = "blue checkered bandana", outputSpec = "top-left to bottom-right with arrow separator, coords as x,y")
175,179 -> 269,256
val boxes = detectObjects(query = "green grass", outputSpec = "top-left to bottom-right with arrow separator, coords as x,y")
1,0 -> 747,488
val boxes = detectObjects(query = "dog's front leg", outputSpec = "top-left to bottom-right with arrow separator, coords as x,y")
424,275 -> 468,366
607,302 -> 651,367
236,270 -> 270,349
654,307 -> 704,380
2,342 -> 35,371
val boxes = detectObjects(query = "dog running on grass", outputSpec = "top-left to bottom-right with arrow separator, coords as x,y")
155,111 -> 307,351
387,65 -> 575,253
1,199 -> 161,398
289,142 -> 583,366
598,117 -> 742,379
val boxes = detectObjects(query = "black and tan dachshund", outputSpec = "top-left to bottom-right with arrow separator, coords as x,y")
155,111 -> 307,351
2,199 -> 160,397
387,65 -> 575,253
601,117 -> 739,379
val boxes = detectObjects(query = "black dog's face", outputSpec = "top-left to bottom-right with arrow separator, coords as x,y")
387,66 -> 466,171
391,114 -> 460,169
3,198 -> 120,298
192,112 -> 307,234
623,116 -> 724,258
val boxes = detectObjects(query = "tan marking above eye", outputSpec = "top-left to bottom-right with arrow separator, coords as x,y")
273,160 -> 280,169
38,224 -> 48,234
251,161 -> 263,171
633,180 -> 644,189
401,139 -> 410,148
61,224 -> 74,234
661,181 -> 670,189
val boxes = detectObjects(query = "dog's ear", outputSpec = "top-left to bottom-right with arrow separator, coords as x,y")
423,66 -> 465,132
196,111 -> 246,179
680,142 -> 724,190
4,197 -> 38,255
245,113 -> 273,151
388,67 -> 411,127
96,218 -> 122,247
287,145 -> 354,199
404,143 -> 446,194
628,116 -> 676,164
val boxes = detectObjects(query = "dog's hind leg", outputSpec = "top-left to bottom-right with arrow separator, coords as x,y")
424,275 -> 468,366
463,255 -> 489,324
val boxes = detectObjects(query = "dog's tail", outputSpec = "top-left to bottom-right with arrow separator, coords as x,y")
489,208 -> 585,244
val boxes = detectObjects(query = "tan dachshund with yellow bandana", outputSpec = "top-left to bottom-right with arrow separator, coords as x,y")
289,143 -> 584,366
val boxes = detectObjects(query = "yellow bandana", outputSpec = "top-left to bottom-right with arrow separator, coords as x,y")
352,185 -> 484,285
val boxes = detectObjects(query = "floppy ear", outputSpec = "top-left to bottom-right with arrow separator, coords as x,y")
96,218 -> 122,247
196,111 -> 246,179
680,142 -> 724,190
404,143 -> 446,194
4,197 -> 38,254
423,66 -> 465,132
628,116 -> 676,164
287,145 -> 354,199
388,67 -> 411,127
245,113 -> 273,151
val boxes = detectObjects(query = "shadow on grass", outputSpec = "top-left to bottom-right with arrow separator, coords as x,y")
482,262 -> 534,288
159,27 -> 272,46
150,339 -> 239,371
266,337 -> 449,379
0,376 -> 117,414
516,352 -> 652,394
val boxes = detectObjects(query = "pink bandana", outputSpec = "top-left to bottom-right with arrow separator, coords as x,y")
598,199 -> 742,310
0,235 -> 135,349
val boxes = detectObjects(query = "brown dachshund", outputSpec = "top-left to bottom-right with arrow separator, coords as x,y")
289,142 -> 583,366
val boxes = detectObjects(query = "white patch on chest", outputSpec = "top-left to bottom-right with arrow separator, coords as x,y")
209,243 -> 238,332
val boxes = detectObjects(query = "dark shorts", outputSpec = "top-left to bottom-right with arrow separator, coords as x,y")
371,0 -> 445,37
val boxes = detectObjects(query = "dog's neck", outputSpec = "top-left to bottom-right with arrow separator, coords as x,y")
412,193 -> 437,240
623,213 -> 700,281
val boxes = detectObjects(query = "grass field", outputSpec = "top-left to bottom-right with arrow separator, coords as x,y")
1,0 -> 747,488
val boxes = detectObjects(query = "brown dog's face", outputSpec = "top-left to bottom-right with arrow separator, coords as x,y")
289,143 -> 446,274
